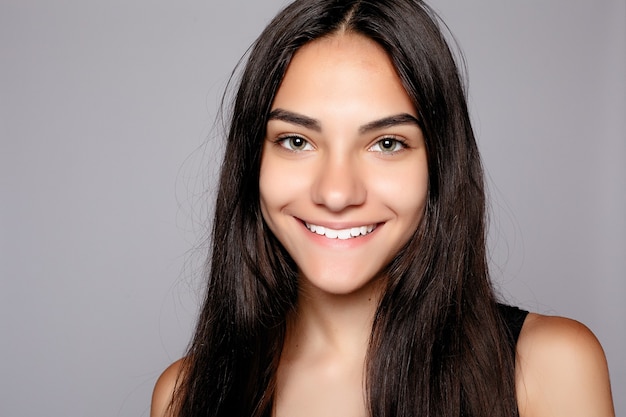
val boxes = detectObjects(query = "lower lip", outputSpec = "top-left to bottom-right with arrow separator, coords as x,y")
299,221 -> 380,248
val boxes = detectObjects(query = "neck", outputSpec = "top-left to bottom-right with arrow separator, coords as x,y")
283,277 -> 384,359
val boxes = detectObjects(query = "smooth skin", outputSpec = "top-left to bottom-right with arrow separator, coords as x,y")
151,33 -> 614,417
261,33 -> 428,417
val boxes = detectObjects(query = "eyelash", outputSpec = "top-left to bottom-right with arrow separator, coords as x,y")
275,135 -> 314,152
273,135 -> 408,154
368,137 -> 408,154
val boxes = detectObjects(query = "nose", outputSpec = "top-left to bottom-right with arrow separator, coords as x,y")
311,154 -> 366,212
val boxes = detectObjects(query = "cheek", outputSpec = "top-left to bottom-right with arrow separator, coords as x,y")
258,159 -> 278,223
258,155 -> 309,222
372,163 -> 429,220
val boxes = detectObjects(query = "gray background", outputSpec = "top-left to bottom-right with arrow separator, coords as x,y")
1,1 -> 624,416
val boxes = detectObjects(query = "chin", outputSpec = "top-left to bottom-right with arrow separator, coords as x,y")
298,265 -> 385,297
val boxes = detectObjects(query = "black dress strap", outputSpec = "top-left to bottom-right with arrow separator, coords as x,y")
497,303 -> 529,348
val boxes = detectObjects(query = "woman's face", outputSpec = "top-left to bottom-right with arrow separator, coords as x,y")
259,33 -> 429,297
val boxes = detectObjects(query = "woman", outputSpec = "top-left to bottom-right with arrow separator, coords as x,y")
151,1 -> 614,416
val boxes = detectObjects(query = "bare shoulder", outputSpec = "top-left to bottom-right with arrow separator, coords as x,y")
151,359 -> 184,417
515,313 -> 615,417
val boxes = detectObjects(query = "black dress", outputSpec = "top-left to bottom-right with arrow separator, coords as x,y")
498,303 -> 529,348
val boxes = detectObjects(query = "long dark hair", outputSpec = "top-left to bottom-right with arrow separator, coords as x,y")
173,1 -> 518,416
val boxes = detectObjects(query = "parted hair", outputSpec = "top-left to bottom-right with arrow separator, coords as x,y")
172,1 -> 518,416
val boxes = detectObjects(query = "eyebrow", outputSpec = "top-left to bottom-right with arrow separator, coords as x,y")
267,109 -> 421,134
268,109 -> 321,132
358,113 -> 421,134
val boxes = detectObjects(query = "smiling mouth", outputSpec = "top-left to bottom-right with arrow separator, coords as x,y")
304,222 -> 377,240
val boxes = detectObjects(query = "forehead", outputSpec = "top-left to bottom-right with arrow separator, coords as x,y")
272,33 -> 415,118
292,33 -> 391,70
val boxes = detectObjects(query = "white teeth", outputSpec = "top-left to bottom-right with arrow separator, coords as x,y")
305,222 -> 376,240
337,229 -> 351,239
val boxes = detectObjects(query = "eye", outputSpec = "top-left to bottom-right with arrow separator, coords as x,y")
368,137 -> 406,153
276,135 -> 314,152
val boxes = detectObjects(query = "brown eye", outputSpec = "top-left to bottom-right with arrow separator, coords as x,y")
369,137 -> 406,153
277,135 -> 313,152
380,139 -> 396,150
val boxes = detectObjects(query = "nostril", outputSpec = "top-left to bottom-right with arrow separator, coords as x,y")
311,163 -> 366,211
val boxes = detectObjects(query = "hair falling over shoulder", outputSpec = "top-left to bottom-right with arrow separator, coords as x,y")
170,1 -> 519,416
